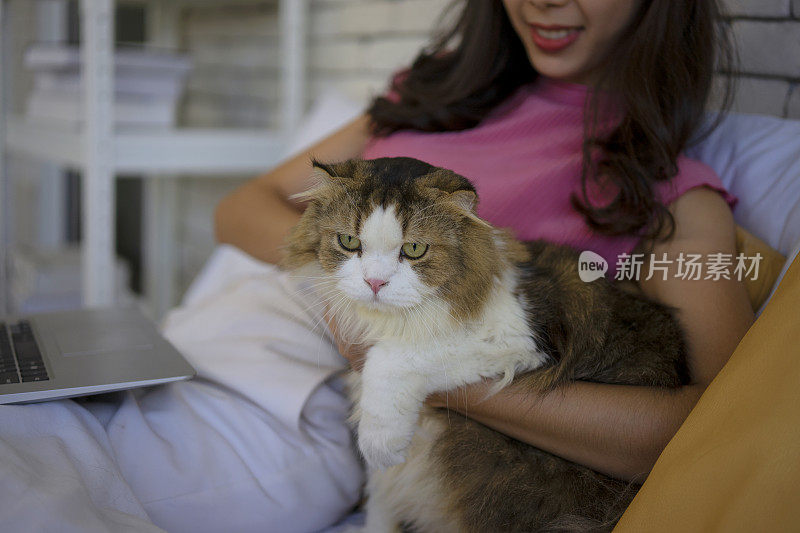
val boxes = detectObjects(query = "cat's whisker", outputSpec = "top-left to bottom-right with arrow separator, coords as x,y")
299,298 -> 340,326
307,293 -> 355,368
290,288 -> 331,303
410,202 -> 445,218
288,278 -> 336,287
437,288 -> 472,322
290,276 -> 339,288
408,209 -> 442,221
428,298 -> 455,324
294,290 -> 331,314
316,296 -> 352,366
291,284 -> 338,300
341,190 -> 358,212
419,298 -> 455,336
295,285 -> 340,332
298,298 -> 336,339
290,282 -> 342,303
409,211 -> 448,224
292,282 -> 332,307
286,273 -> 332,280
289,276 -> 334,288
312,294 -> 349,335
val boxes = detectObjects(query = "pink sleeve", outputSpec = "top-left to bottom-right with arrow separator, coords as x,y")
655,155 -> 738,210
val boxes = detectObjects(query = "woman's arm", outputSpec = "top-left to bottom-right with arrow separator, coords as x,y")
429,188 -> 755,481
214,114 -> 372,264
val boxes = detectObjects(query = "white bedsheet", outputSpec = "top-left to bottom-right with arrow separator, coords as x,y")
0,246 -> 364,533
0,400 -> 165,533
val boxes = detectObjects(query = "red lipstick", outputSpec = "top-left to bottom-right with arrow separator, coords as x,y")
529,24 -> 582,53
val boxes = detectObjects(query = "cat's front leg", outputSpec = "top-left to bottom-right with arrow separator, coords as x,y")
358,344 -> 426,470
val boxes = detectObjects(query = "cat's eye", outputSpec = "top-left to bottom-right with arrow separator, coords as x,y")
338,234 -> 361,252
401,242 -> 428,259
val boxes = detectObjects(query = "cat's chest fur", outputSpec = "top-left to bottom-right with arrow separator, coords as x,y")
348,268 -> 546,422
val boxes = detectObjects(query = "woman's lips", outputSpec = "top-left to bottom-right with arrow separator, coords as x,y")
529,24 -> 582,52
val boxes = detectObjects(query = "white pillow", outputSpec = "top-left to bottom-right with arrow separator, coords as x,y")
687,113 -> 800,258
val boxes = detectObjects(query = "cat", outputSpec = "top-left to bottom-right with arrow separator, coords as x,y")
283,157 -> 688,532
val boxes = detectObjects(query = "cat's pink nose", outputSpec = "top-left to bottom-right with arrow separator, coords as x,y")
365,278 -> 388,295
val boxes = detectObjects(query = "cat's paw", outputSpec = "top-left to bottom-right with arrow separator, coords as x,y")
357,415 -> 412,470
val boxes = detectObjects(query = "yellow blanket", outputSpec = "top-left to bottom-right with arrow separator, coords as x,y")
615,253 -> 800,532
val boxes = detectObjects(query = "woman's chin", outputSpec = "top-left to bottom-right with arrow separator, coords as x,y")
528,55 -> 594,86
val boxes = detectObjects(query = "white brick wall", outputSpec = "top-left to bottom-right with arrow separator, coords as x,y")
307,0 -> 449,106
723,0 -> 800,117
732,21 -> 800,78
727,76 -> 793,116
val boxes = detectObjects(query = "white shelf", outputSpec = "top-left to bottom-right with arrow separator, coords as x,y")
6,115 -> 288,175
0,0 -> 308,313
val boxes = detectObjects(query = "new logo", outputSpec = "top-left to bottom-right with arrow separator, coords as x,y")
578,251 -> 608,282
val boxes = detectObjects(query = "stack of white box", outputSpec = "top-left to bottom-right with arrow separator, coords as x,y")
23,44 -> 192,129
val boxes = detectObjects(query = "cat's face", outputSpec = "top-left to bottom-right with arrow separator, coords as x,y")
331,202 -> 439,308
285,158 -> 501,320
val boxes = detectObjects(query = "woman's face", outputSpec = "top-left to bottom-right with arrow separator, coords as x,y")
502,0 -> 642,85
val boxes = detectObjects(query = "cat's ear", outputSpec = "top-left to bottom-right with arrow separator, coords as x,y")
444,190 -> 491,228
289,160 -> 345,203
448,190 -> 477,212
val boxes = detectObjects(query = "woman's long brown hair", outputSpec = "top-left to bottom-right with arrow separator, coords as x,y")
367,0 -> 737,242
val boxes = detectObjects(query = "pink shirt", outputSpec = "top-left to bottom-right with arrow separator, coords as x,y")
361,77 -> 736,278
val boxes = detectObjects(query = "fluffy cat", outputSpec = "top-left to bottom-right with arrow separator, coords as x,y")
283,157 -> 688,532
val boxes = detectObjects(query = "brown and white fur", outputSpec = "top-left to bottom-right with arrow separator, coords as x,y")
283,157 -> 688,532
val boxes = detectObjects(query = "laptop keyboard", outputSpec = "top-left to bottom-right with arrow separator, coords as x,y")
0,321 -> 50,385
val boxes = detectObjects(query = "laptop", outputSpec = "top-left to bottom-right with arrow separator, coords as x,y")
0,306 -> 196,404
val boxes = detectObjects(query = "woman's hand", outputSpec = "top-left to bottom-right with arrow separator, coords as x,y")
325,310 -> 370,371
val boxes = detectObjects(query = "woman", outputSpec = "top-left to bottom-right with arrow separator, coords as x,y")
216,0 -> 753,505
